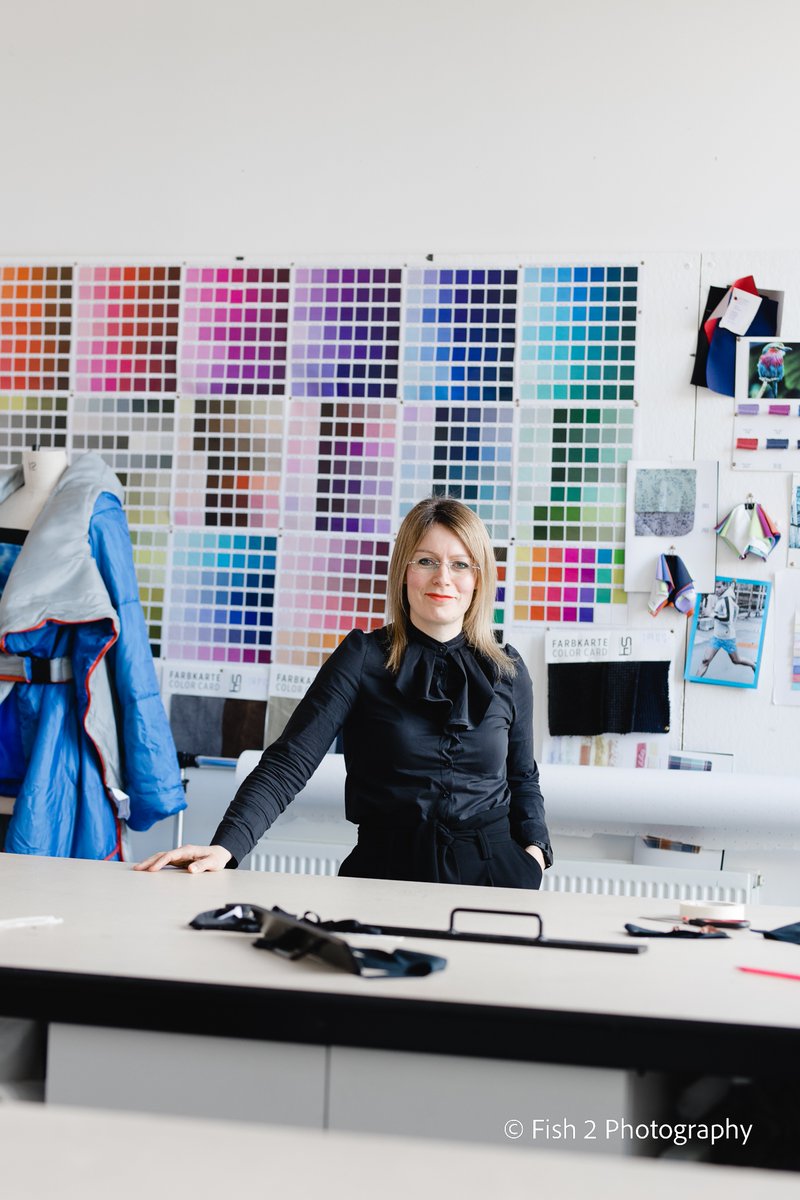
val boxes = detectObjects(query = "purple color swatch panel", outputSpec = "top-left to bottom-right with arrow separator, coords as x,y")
283,399 -> 397,535
180,266 -> 290,396
290,267 -> 402,399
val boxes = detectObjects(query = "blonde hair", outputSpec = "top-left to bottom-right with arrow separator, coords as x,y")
385,497 -> 514,678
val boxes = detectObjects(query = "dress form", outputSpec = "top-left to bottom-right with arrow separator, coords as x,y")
0,448 -> 68,531
0,449 -> 68,816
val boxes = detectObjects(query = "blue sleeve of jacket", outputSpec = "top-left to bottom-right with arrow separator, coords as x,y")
89,492 -> 186,829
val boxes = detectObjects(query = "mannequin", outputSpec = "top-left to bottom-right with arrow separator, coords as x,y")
0,449 -> 68,819
0,450 -> 185,858
0,448 -> 68,531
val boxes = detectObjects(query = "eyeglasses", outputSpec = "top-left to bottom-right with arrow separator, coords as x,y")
407,557 -> 478,575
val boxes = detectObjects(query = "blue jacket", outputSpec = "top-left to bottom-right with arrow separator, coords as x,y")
0,456 -> 185,860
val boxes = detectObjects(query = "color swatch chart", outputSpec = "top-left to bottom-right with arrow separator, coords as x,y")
282,400 -> 397,535
403,268 -> 517,402
519,265 -> 637,403
181,266 -> 290,397
173,394 -> 284,530
290,267 -> 402,399
166,530 -> 278,666
732,412 -> 800,470
399,403 -> 514,541
0,265 -> 73,393
512,405 -> 633,624
273,533 -> 391,666
73,266 -> 180,395
0,258 -> 639,674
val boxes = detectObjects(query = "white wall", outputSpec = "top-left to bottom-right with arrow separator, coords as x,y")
3,0 -> 800,256
4,0 -> 799,891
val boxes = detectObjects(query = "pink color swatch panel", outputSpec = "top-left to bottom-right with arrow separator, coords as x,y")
74,265 -> 180,394
180,266 -> 290,396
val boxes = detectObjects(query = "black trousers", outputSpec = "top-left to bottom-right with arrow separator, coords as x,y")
339,808 -> 543,890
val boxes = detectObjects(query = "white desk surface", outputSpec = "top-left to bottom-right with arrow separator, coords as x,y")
2,1103 -> 799,1200
1,853 -> 799,1034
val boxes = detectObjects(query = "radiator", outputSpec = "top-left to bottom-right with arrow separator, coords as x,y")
248,842 -> 756,904
542,861 -> 755,904
248,840 -> 355,878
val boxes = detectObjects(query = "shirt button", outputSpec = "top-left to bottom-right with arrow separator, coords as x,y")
442,791 -> 452,800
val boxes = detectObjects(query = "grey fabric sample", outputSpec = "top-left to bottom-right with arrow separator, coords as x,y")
634,468 -> 696,537
169,695 -> 224,757
636,510 -> 695,537
265,695 -> 301,746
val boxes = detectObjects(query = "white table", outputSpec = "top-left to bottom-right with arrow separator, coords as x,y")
1,853 -> 799,1156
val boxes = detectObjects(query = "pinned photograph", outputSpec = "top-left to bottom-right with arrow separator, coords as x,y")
733,340 -> 800,470
685,576 -> 770,689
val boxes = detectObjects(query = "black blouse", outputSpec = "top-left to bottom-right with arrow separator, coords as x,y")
212,624 -> 551,867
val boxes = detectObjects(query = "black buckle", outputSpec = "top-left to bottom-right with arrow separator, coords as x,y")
29,658 -> 52,684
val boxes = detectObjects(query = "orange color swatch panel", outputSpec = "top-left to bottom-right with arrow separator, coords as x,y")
0,265 -> 72,392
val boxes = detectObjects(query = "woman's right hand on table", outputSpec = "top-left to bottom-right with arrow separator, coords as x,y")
133,844 -> 232,873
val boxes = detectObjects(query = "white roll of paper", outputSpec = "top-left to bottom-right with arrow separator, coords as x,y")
678,900 -> 746,921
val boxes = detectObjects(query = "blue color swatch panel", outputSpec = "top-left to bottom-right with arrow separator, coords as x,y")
399,403 -> 514,541
403,268 -> 517,402
164,530 -> 277,665
519,265 -> 638,404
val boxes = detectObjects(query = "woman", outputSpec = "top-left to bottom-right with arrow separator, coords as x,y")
136,498 -> 551,887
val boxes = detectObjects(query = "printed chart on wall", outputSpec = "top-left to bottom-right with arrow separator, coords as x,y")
0,257 -> 640,702
733,337 -> 800,470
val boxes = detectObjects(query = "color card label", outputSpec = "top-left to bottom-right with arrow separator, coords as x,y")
290,267 -> 401,399
74,265 -> 180,394
0,265 -> 72,393
180,266 -> 290,396
519,265 -> 637,403
403,268 -> 517,402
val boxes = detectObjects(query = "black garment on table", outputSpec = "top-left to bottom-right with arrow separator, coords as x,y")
212,624 -> 551,885
547,661 -> 670,736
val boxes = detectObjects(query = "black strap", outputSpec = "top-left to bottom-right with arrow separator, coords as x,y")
189,904 -> 446,977
625,923 -> 729,940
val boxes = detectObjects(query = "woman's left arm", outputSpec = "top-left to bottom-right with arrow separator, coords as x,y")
505,649 -> 553,869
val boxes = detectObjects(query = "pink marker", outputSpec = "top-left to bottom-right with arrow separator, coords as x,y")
737,966 -> 800,982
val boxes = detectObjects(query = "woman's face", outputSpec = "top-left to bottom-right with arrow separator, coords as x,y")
404,522 -> 477,641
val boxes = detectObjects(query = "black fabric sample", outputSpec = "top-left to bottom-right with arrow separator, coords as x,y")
756,921 -> 800,945
690,285 -> 727,387
221,698 -> 267,757
547,661 -> 670,736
